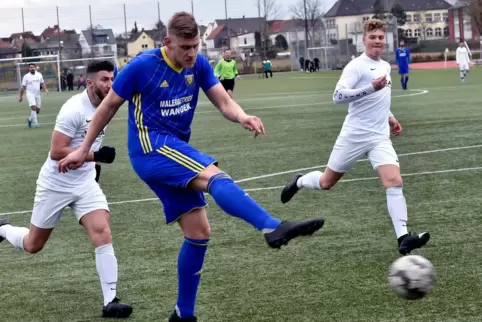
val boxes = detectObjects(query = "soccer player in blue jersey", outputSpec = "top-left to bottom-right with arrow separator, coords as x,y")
58,12 -> 325,322
395,40 -> 411,90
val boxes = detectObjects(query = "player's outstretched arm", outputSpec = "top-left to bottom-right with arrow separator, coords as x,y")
50,131 -> 95,161
58,90 -> 124,172
206,83 -> 265,137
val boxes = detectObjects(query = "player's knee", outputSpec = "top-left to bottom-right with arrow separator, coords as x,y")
383,174 -> 403,189
192,225 -> 212,240
320,180 -> 335,190
90,225 -> 112,246
24,239 -> 46,254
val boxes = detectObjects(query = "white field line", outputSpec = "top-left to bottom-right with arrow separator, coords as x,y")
1,165 -> 481,216
0,90 -> 428,128
235,143 -> 482,183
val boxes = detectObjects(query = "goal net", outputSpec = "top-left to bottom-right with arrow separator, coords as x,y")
0,55 -> 59,93
307,46 -> 336,70
16,56 -> 118,92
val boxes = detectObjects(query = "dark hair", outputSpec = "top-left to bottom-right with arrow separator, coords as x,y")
87,60 -> 114,75
29,63 -> 36,67
168,11 -> 199,38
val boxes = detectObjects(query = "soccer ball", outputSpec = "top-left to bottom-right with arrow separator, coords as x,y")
388,255 -> 435,300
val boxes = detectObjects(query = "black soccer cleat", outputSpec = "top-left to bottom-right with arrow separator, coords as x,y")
264,218 -> 325,249
0,218 -> 11,243
102,297 -> 133,318
398,232 -> 430,256
168,310 -> 197,322
280,174 -> 303,204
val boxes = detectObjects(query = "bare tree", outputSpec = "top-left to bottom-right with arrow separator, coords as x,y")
254,0 -> 282,56
458,0 -> 482,37
290,0 -> 325,47
254,0 -> 282,20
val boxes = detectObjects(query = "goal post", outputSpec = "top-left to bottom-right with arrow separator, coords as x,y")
307,46 -> 336,70
16,56 -> 118,93
0,55 -> 59,93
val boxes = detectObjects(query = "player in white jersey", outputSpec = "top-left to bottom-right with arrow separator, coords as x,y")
456,40 -> 471,83
18,63 -> 48,128
0,60 -> 132,318
280,19 -> 430,256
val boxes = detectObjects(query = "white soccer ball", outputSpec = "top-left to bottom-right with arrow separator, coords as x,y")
388,255 -> 435,300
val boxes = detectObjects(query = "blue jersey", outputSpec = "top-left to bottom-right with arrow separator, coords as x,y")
396,48 -> 411,68
112,47 -> 219,156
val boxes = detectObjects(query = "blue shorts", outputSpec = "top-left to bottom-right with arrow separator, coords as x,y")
129,135 -> 217,224
398,66 -> 409,75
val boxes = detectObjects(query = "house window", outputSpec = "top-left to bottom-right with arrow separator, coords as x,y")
434,13 -> 441,22
425,14 -> 433,23
435,27 -> 442,37
443,13 -> 448,22
414,28 -> 421,37
406,15 -> 412,23
326,19 -> 335,28
444,26 -> 449,36
244,38 -> 247,45
405,29 -> 412,37
363,17 -> 369,22
142,44 -> 148,49
426,28 -> 433,37
413,14 -> 420,23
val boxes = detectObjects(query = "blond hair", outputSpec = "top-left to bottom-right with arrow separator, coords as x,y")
364,19 -> 387,34
168,12 -> 199,39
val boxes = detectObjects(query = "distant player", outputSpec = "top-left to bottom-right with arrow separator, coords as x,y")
214,50 -> 239,97
395,39 -> 411,90
0,60 -> 132,319
280,19 -> 430,256
19,63 -> 48,128
456,40 -> 471,83
263,57 -> 273,78
58,12 -> 324,322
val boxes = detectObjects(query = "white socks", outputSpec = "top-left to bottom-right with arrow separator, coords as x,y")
96,243 -> 118,306
0,225 -> 28,250
29,110 -> 38,125
386,187 -> 408,238
296,171 -> 323,189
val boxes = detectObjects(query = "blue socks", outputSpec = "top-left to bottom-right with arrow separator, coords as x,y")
176,237 -> 209,318
401,77 -> 409,89
207,173 -> 281,231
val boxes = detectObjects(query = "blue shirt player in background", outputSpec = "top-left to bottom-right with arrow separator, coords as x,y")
396,39 -> 411,90
58,11 -> 325,322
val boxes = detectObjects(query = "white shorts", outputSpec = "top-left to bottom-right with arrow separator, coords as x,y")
327,137 -> 399,173
459,64 -> 469,71
26,92 -> 41,108
30,181 -> 109,229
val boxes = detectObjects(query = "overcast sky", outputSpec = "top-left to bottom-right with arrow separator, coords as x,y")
0,0 -> 337,37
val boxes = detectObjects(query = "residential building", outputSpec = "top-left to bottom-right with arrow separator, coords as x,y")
448,4 -> 480,41
205,16 -> 265,55
324,0 -> 452,52
79,29 -> 117,57
127,29 -> 163,57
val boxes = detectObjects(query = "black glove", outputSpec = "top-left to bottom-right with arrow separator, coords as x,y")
93,146 -> 116,164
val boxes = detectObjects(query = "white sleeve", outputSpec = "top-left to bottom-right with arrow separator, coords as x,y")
54,105 -> 80,138
21,75 -> 27,87
333,63 -> 374,104
39,73 -> 44,84
456,49 -> 460,64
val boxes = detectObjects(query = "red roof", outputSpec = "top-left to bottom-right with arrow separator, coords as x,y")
269,20 -> 285,33
206,24 -> 225,40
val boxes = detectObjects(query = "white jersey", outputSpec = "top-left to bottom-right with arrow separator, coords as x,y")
22,72 -> 44,95
334,53 -> 392,141
456,47 -> 470,65
37,90 -> 106,188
